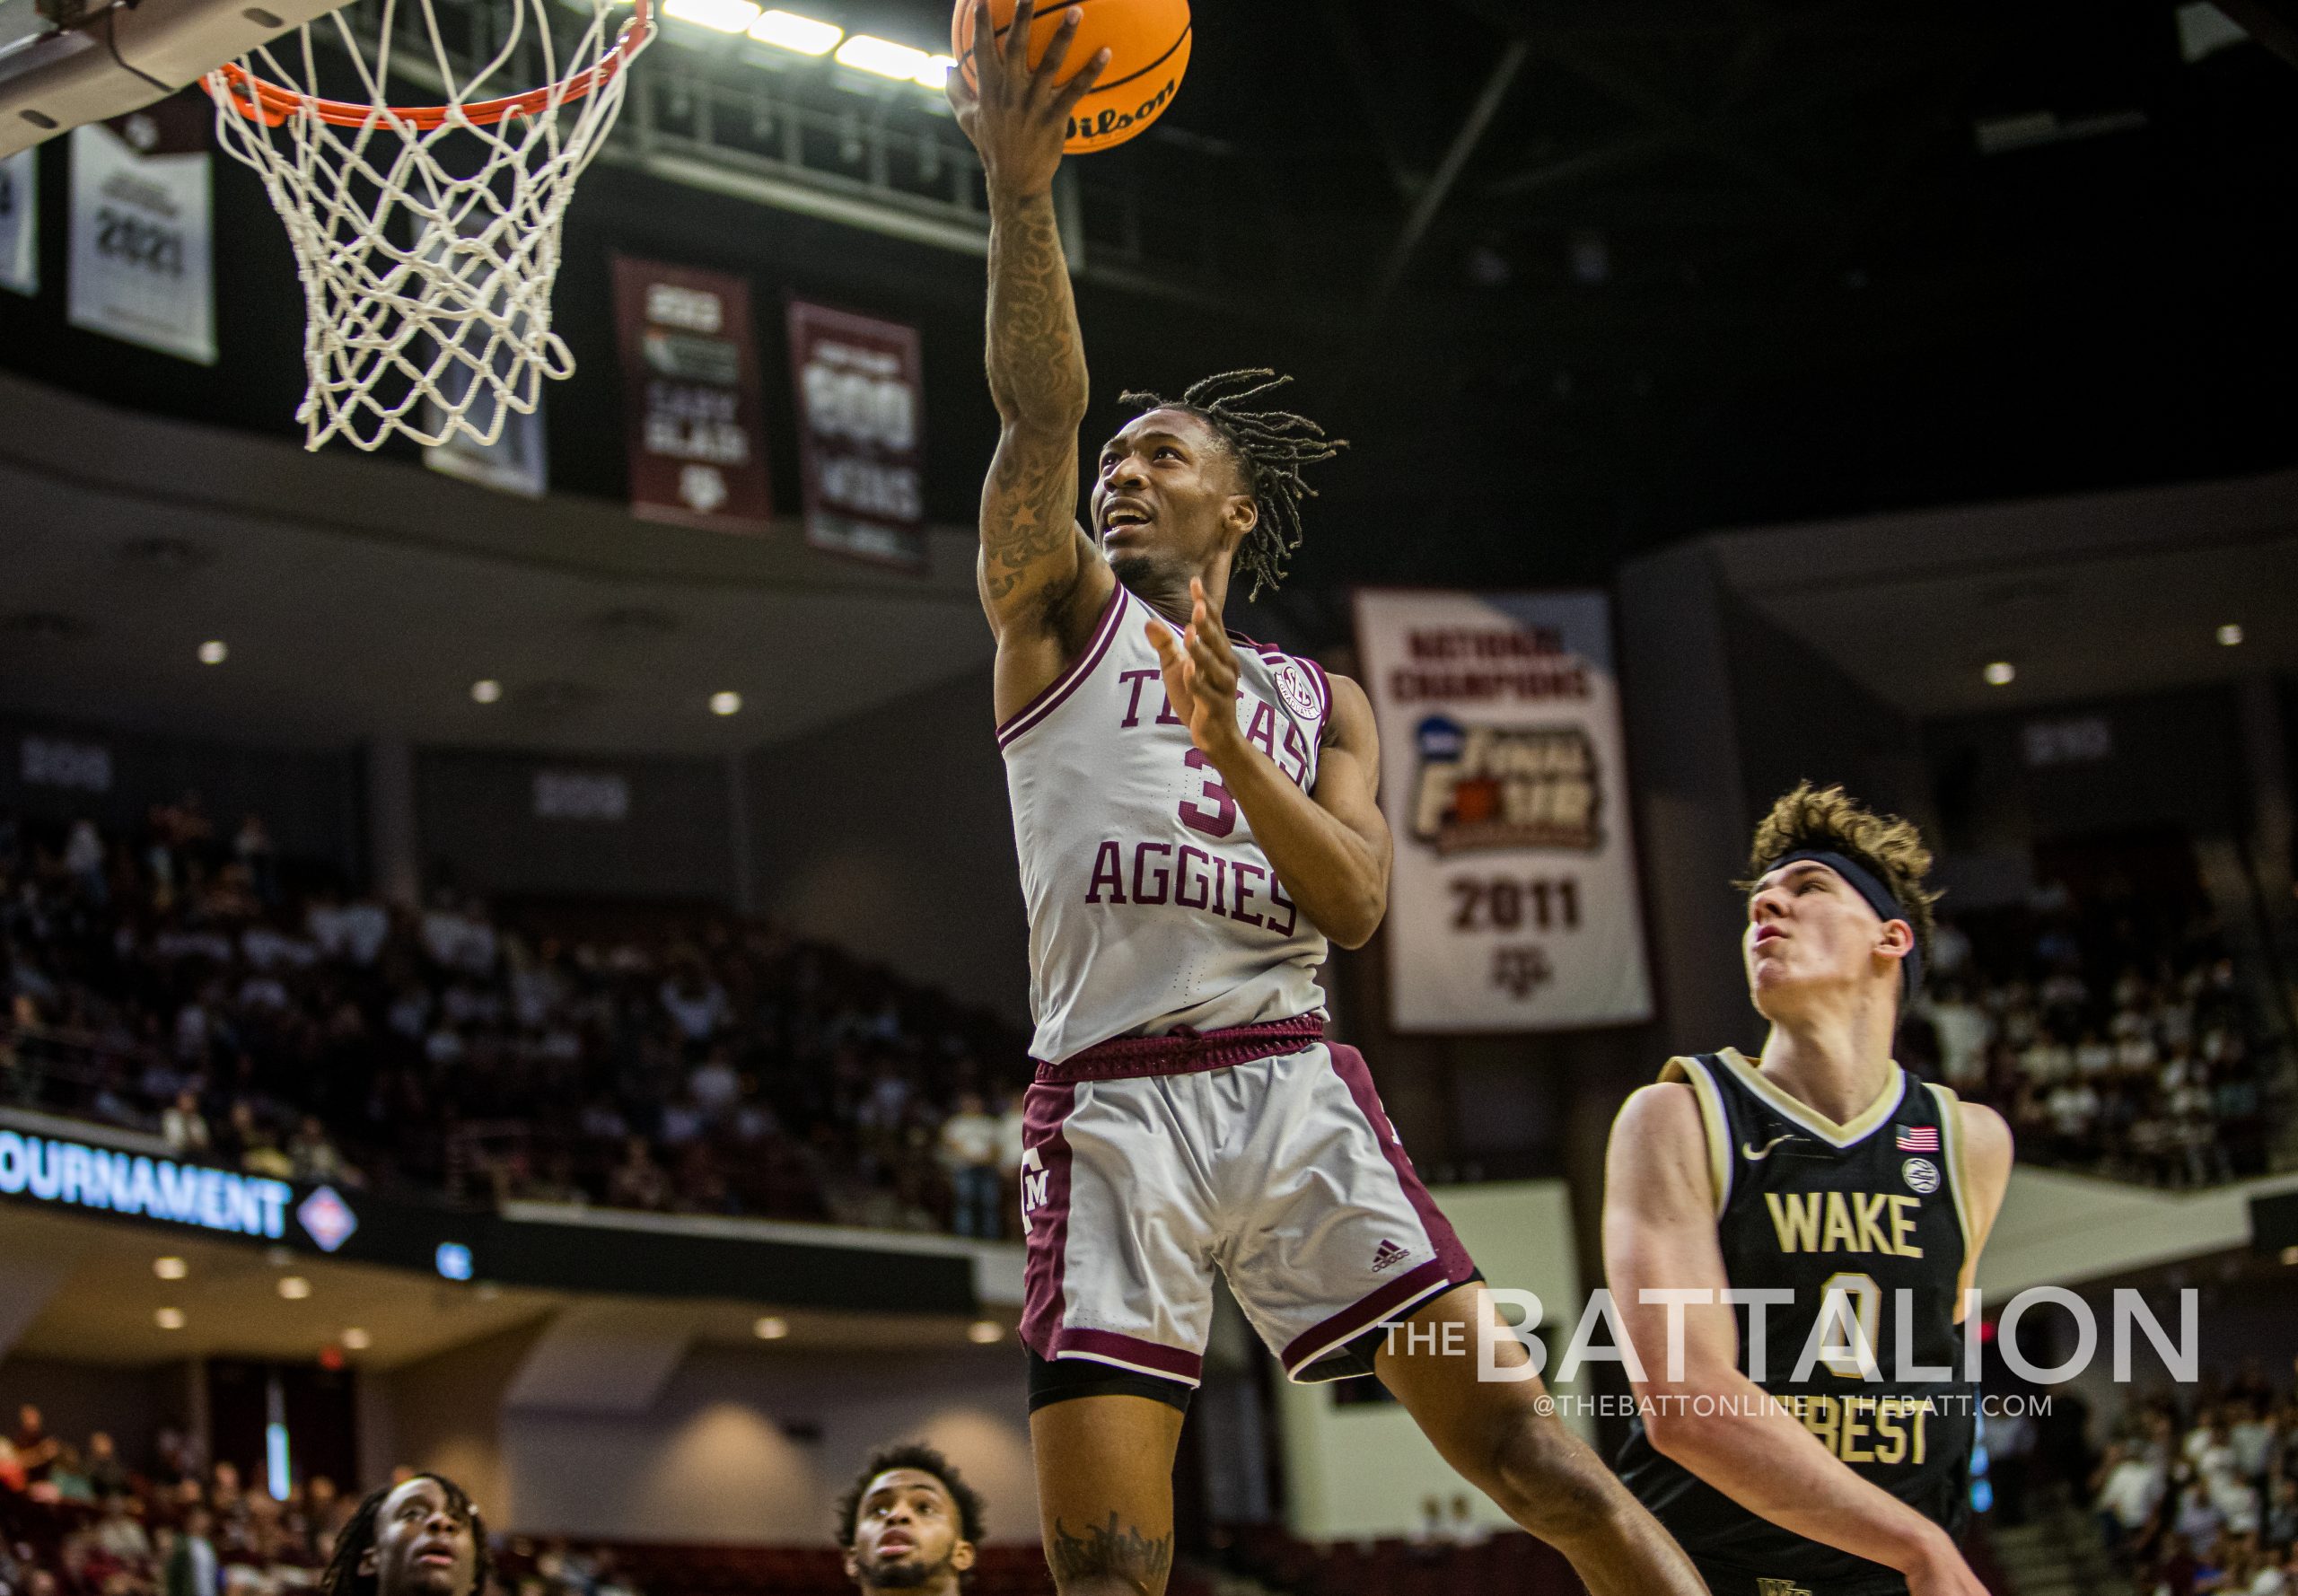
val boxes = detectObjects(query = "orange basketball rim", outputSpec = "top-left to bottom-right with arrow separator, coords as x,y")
208,0 -> 653,129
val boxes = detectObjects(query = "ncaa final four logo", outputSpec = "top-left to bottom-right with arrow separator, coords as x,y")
1409,715 -> 1604,855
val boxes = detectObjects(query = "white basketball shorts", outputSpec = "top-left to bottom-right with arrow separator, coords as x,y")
1018,1015 -> 1478,1388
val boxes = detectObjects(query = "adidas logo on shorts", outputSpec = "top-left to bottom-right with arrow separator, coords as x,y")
1372,1239 -> 1409,1273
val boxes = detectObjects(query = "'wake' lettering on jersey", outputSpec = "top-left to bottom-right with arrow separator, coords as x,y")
1617,1048 -> 1974,1596
1001,584 -> 1334,1063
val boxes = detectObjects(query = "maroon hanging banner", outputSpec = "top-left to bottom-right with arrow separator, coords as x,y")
613,256 -> 771,533
786,298 -> 928,571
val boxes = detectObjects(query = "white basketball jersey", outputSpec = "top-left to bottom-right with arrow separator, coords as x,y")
1000,583 -> 1334,1063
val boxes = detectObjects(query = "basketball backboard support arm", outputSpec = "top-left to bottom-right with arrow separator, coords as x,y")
0,0 -> 353,159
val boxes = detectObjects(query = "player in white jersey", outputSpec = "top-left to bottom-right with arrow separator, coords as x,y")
949,9 -> 1706,1596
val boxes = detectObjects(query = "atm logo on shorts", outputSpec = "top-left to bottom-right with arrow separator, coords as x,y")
1756,1581 -> 1813,1596
1018,1147 -> 1048,1240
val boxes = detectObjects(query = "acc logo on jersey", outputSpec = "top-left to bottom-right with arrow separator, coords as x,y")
1901,1156 -> 1942,1195
1409,715 -> 1603,855
1270,658 -> 1322,723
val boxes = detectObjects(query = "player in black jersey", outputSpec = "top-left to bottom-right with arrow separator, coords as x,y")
1604,785 -> 2014,1596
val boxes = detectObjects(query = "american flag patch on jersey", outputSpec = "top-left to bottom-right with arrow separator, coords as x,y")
1898,1126 -> 1941,1152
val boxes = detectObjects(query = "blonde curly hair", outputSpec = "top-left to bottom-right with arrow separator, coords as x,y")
1738,783 -> 1942,964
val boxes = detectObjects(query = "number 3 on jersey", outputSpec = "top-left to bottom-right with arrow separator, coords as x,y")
1179,748 -> 1236,837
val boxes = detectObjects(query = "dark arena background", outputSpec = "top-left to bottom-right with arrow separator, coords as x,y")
1,0 -> 2295,1591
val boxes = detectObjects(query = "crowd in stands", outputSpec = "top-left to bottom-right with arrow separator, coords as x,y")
0,1401 -> 665,1596
0,1399 -> 346,1596
1908,878 -> 2287,1188
0,804 -> 1031,1240
2069,1363 -> 2298,1596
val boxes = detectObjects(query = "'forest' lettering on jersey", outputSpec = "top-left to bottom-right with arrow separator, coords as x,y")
1784,1392 -> 1933,1466
1083,841 -> 1300,936
1763,1190 -> 1926,1258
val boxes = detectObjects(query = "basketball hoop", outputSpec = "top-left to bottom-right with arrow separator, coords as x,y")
205,0 -> 653,451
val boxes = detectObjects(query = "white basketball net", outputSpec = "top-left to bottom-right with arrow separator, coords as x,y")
206,0 -> 651,451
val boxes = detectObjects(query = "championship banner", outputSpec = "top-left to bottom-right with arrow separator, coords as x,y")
0,148 -> 36,297
787,298 -> 927,570
68,100 -> 215,364
612,255 -> 771,532
1354,589 -> 1653,1033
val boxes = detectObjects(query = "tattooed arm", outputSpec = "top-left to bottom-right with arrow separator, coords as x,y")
949,0 -> 1118,716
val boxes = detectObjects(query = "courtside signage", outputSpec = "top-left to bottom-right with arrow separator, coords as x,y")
0,1130 -> 292,1239
1354,589 -> 1653,1032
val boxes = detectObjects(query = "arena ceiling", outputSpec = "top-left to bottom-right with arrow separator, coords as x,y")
0,375 -> 994,758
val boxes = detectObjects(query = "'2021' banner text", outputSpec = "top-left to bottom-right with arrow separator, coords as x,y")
1354,589 -> 1653,1032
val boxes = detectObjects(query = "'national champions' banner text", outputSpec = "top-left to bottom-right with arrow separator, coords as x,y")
1354,589 -> 1653,1032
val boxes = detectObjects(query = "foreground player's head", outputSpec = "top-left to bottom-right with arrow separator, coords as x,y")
324,1475 -> 489,1596
1096,370 -> 1344,605
837,1443 -> 983,1593
1738,784 -> 1939,1030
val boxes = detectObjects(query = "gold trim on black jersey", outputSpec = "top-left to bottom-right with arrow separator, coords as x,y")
1659,1054 -> 1734,1217
1925,1080 -> 1978,1309
1713,1047 -> 1908,1148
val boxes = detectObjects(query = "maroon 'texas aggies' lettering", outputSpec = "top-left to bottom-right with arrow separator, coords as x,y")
1116,671 -> 1312,790
1083,838 -> 1299,936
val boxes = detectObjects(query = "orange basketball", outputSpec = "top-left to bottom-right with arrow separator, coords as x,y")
954,0 -> 1192,154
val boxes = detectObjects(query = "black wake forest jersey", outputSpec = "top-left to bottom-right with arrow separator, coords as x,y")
1616,1048 -> 1976,1596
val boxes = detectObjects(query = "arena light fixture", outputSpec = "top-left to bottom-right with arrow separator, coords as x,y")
341,1328 -> 373,1350
1982,662 -> 2015,687
2284,1245 -> 2298,1267
836,34 -> 932,81
967,1320 -> 1004,1345
155,1308 -> 187,1330
914,53 -> 957,89
154,1256 -> 189,1280
278,1276 -> 312,1300
754,1315 -> 790,1339
471,679 -> 504,704
748,8 -> 841,53
710,690 -> 743,716
665,0 -> 762,33
197,640 -> 229,665
2217,623 -> 2244,646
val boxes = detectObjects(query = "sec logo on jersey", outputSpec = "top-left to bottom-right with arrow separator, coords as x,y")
1271,659 -> 1320,723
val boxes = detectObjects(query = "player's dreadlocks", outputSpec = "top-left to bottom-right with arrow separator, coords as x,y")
320,1476 -> 491,1596
1118,369 -> 1346,600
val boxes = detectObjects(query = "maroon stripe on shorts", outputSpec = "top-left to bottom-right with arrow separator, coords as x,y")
1280,1258 -> 1454,1377
1018,1078 -> 1078,1363
1051,1327 -> 1204,1385
1275,1043 -> 1478,1374
1035,1013 -> 1324,1083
